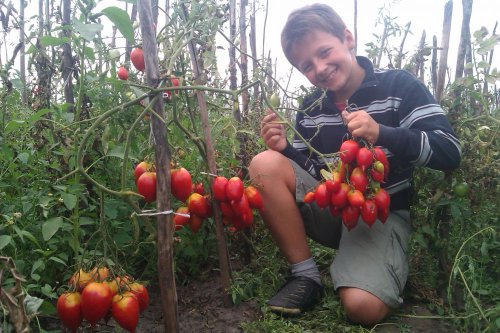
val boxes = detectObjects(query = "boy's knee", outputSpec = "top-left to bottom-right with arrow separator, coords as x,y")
249,150 -> 286,176
339,287 -> 390,326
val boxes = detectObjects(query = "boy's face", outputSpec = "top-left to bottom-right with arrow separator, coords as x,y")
290,29 -> 359,98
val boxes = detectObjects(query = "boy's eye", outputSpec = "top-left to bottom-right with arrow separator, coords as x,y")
319,48 -> 331,58
300,63 -> 312,73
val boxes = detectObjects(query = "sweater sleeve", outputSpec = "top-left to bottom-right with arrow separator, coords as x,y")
376,72 -> 461,171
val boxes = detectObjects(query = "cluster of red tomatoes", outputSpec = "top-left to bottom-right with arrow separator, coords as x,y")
304,139 -> 391,231
134,162 -> 263,232
57,267 -> 149,333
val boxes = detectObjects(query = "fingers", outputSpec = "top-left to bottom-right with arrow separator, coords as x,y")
342,111 -> 380,144
261,109 -> 287,151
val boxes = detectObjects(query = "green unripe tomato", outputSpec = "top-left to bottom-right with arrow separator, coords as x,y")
270,93 -> 280,108
453,182 -> 469,198
108,49 -> 120,60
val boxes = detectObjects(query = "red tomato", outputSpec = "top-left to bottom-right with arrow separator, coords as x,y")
173,206 -> 190,230
303,191 -> 315,204
244,185 -> 264,211
117,66 -> 129,80
171,168 -> 192,202
189,214 -> 204,233
374,147 -> 390,179
170,75 -> 180,94
81,282 -> 113,326
136,171 -> 157,202
212,176 -> 229,202
330,183 -> 350,208
219,201 -> 236,218
350,167 -> 369,193
111,291 -> 140,332
129,282 -> 150,313
361,199 -> 378,227
130,47 -> 145,72
339,139 -> 360,164
225,177 -> 244,202
192,182 -> 205,195
342,205 -> 360,231
374,188 -> 391,211
231,193 -> 251,217
347,189 -> 365,207
356,147 -> 373,170
68,269 -> 93,292
314,183 -> 330,208
57,292 -> 83,333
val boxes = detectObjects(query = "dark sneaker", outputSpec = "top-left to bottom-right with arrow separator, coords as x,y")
267,276 -> 324,316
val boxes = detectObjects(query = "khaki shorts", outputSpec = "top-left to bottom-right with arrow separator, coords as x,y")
292,159 -> 412,308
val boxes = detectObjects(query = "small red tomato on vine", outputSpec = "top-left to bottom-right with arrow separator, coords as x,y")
136,171 -> 157,202
117,66 -> 129,80
130,47 -> 145,72
57,292 -> 83,333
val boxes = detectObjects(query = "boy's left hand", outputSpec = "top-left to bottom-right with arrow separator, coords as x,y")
342,110 -> 380,144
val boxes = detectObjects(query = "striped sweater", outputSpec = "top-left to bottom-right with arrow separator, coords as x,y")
282,56 -> 462,211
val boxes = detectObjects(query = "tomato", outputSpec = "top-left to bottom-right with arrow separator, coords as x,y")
108,49 -> 121,60
57,292 -> 83,333
341,205 -> 360,231
171,167 -> 192,202
212,176 -> 229,202
129,282 -> 150,313
136,171 -> 157,202
117,66 -> 129,80
374,147 -> 389,179
187,192 -> 210,218
111,291 -> 140,332
361,199 -> 378,227
231,193 -> 251,217
453,182 -> 469,197
81,282 -> 113,326
130,47 -> 145,72
104,278 -> 120,296
69,269 -> 93,291
189,214 -> 204,233
303,191 -> 315,204
89,266 -> 109,283
330,183 -> 350,208
270,93 -> 281,108
373,188 -> 391,211
339,139 -> 360,164
219,201 -> 236,218
325,171 -> 341,193
192,182 -> 205,195
356,147 -> 373,170
244,185 -> 264,211
314,183 -> 330,208
170,75 -> 180,94
378,206 -> 389,224
134,161 -> 151,182
347,189 -> 365,207
350,167 -> 369,193
370,168 -> 384,183
173,206 -> 190,230
225,177 -> 244,202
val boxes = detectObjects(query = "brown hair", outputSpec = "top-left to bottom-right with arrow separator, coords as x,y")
281,3 -> 347,65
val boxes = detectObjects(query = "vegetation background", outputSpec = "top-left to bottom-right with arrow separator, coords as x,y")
0,0 -> 498,332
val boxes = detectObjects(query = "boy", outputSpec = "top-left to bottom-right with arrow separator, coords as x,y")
249,3 -> 461,325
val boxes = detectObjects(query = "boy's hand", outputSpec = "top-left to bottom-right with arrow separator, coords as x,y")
261,109 -> 287,152
342,110 -> 380,144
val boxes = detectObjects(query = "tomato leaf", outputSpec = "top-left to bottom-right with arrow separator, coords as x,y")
0,235 -> 12,250
61,192 -> 77,211
101,6 -> 135,44
72,19 -> 104,42
42,217 -> 63,241
24,295 -> 44,315
40,35 -> 71,47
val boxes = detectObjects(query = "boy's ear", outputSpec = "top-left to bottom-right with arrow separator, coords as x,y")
344,28 -> 356,50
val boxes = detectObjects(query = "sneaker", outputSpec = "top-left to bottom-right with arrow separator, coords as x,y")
267,276 -> 324,316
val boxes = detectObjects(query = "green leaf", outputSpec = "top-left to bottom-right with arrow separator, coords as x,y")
38,300 -> 57,316
84,45 -> 96,61
4,120 -> 26,134
40,35 -> 71,47
72,19 -> 104,42
42,217 -> 63,241
0,235 -> 12,250
101,7 -> 134,44
61,192 -> 78,210
107,145 -> 137,160
49,256 -> 67,266
29,108 -> 52,124
17,152 -> 30,164
79,217 -> 96,226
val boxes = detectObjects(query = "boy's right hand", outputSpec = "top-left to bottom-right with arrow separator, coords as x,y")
260,109 -> 287,152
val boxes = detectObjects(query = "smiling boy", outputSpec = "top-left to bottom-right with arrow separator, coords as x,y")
249,3 -> 461,325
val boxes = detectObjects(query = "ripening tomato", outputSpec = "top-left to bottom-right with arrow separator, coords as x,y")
350,167 -> 369,193
111,291 -> 140,332
244,185 -> 264,211
69,269 -> 93,291
361,199 -> 378,227
374,147 -> 389,179
134,161 -> 151,182
57,292 -> 83,333
303,191 -> 315,204
136,171 -> 157,202
128,282 -> 149,313
370,168 -> 384,183
81,282 -> 113,327
226,177 -> 244,202
130,47 -> 145,72
212,176 -> 229,202
104,278 -> 120,296
173,206 -> 190,230
117,66 -> 129,80
330,183 -> 350,208
373,188 -> 391,211
90,266 -> 110,283
339,139 -> 360,164
270,93 -> 281,108
171,168 -> 192,202
347,189 -> 365,207
325,171 -> 341,193
187,193 -> 210,218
